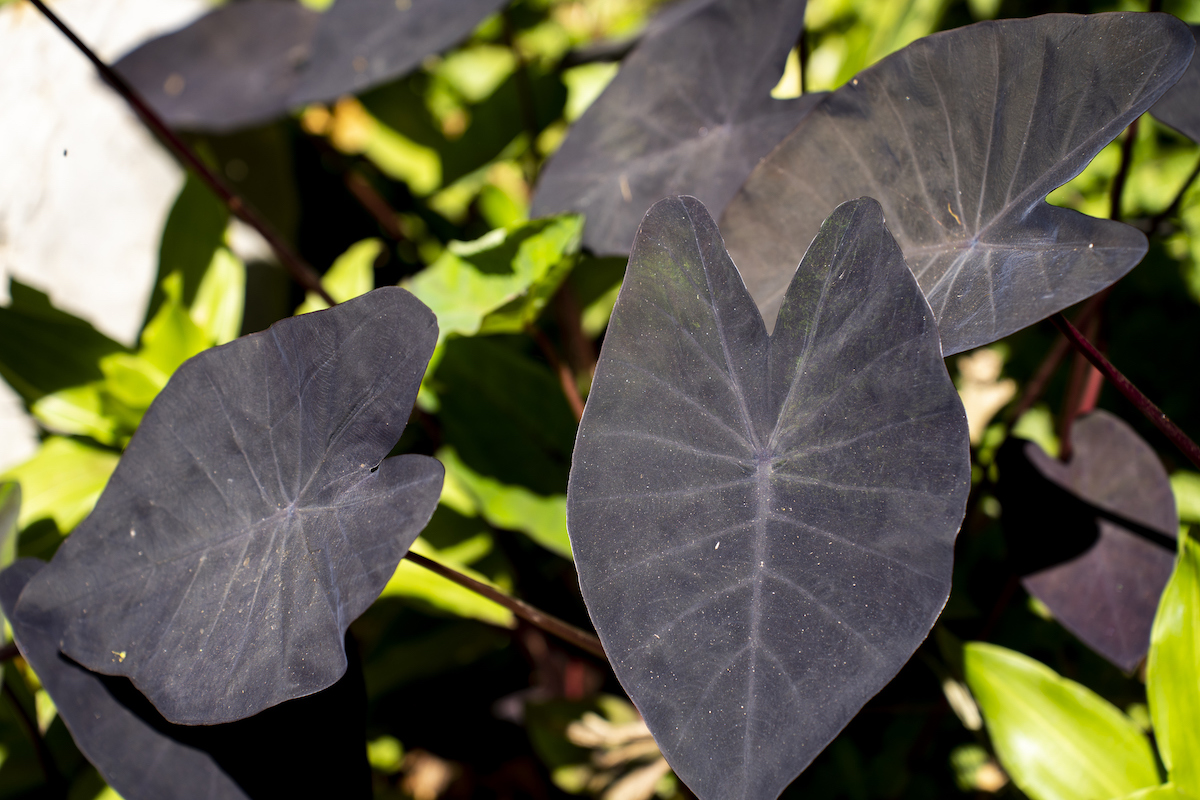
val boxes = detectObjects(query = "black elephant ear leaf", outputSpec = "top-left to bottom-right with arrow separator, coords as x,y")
14,287 -> 442,725
0,558 -> 249,799
996,410 -> 1177,672
721,12 -> 1195,355
531,0 -> 823,256
567,196 -> 970,799
1151,24 -> 1200,143
114,1 -> 320,133
288,0 -> 510,107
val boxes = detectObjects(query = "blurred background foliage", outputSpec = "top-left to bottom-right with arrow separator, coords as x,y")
0,0 -> 1199,797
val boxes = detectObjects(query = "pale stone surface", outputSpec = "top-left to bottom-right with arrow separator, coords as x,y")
0,0 -> 207,470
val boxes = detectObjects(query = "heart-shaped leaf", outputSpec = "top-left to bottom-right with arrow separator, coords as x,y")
1151,24 -> 1200,144
13,288 -> 442,724
114,1 -> 320,133
0,557 -> 372,800
567,196 -> 970,799
288,0 -> 510,108
996,410 -> 1177,672
722,13 -> 1195,355
531,0 -> 824,256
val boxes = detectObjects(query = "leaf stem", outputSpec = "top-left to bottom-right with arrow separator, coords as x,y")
1050,313 -> 1200,470
528,324 -> 586,421
1109,117 -> 1139,222
26,0 -> 335,307
402,551 -> 606,661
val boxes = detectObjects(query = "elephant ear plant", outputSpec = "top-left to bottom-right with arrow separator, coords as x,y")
4,2 -> 1200,799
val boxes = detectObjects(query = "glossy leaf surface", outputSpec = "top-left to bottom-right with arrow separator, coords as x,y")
964,642 -> 1160,800
1151,25 -> 1200,143
722,13 -> 1195,354
14,288 -> 442,724
1147,531 -> 1200,795
1,558 -> 372,800
531,0 -> 823,256
997,410 -> 1177,672
568,196 -> 970,799
113,1 -> 319,133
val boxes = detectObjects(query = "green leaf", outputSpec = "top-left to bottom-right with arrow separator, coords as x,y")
1148,531 -> 1200,795
30,383 -> 120,447
379,508 -> 515,628
0,482 -> 19,573
150,170 -> 230,323
189,247 -> 246,345
964,642 -> 1160,800
1171,472 -> 1200,526
438,446 -> 572,559
405,214 -> 583,342
296,238 -> 382,315
1115,784 -> 1199,800
0,281 -> 127,403
0,438 -> 119,533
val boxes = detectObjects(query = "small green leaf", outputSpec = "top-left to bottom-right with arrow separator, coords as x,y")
296,238 -> 381,315
438,446 -> 572,559
0,438 -> 119,533
189,247 -> 246,345
1115,784 -> 1198,800
150,171 -> 230,324
964,642 -> 1160,800
30,383 -> 120,447
1170,472 -> 1200,526
380,511 -> 515,628
1148,532 -> 1200,795
0,281 -> 127,403
0,482 -> 19,572
405,215 -> 583,341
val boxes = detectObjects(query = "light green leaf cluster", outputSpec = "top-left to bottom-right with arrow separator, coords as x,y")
381,534 -> 515,628
295,238 -> 381,315
966,530 -> 1200,800
964,642 -> 1159,800
439,446 -> 572,560
405,213 -> 583,342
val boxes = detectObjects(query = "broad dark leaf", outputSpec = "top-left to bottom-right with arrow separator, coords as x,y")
114,1 -> 319,133
996,410 -> 1177,672
1151,24 -> 1200,143
531,0 -> 823,256
568,196 -> 970,799
722,13 -> 1195,355
289,0 -> 510,107
14,288 -> 442,724
0,559 -> 371,800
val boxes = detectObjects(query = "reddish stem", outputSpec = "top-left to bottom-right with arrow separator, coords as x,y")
1051,313 -> 1200,470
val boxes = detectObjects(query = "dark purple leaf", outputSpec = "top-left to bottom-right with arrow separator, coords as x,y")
114,0 -> 507,133
0,558 -> 371,800
13,288 -> 441,725
568,196 -> 970,799
722,13 -> 1195,355
114,1 -> 319,133
1151,24 -> 1200,143
996,410 -> 1177,672
288,0 -> 510,107
531,0 -> 823,256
